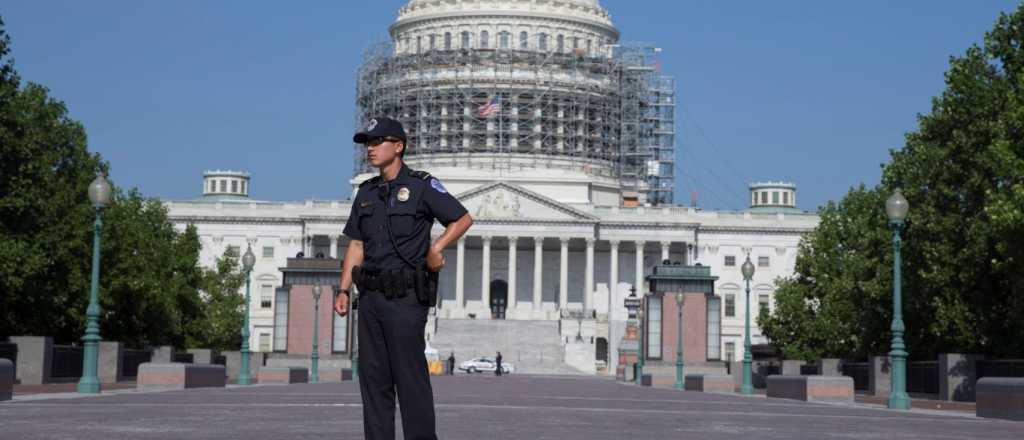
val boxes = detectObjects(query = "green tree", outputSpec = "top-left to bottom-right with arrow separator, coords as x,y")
0,16 -> 206,348
187,248 -> 246,351
762,5 -> 1024,359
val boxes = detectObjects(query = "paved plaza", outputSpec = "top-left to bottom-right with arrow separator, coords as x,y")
1,374 -> 1021,439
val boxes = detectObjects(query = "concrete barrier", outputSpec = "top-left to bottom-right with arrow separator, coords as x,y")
258,367 -> 309,384
767,375 -> 854,403
976,377 -> 1024,421
781,360 -> 806,375
98,341 -> 123,384
938,353 -> 982,402
151,346 -> 175,363
137,363 -> 226,390
223,351 -> 260,383
320,368 -> 354,382
819,359 -> 842,376
684,374 -> 734,394
9,336 -> 52,385
869,356 -> 890,396
1,358 -> 13,401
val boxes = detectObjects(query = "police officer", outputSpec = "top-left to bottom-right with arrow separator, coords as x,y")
334,116 -> 473,440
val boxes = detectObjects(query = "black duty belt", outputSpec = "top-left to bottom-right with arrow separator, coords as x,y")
353,266 -> 415,300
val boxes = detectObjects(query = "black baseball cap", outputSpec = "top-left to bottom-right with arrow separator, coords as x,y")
353,117 -> 407,144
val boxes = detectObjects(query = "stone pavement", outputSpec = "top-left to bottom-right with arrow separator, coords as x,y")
1,374 -> 1021,439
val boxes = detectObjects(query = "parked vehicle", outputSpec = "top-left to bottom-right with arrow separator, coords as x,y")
458,357 -> 514,374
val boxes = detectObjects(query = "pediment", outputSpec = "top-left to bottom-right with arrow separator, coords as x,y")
455,182 -> 597,221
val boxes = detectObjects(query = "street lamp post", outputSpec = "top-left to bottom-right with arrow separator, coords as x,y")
886,188 -> 911,410
740,254 -> 756,396
77,174 -> 111,394
674,292 -> 685,390
311,284 -> 322,384
239,245 -> 256,386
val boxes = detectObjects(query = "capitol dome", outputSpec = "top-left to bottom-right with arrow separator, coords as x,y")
354,0 -> 675,206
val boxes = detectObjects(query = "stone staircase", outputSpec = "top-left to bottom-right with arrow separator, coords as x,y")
429,319 -> 588,375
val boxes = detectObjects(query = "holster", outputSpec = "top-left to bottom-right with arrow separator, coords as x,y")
413,266 -> 440,307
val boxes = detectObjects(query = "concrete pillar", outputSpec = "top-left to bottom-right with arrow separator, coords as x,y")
151,346 -> 175,363
533,237 -> 544,309
584,238 -> 594,311
660,241 -> 671,262
329,235 -> 338,258
782,360 -> 806,375
481,236 -> 492,314
820,358 -> 842,376
508,237 -> 518,311
223,350 -> 260,383
608,240 -> 619,318
939,353 -> 984,402
9,336 -> 52,385
455,237 -> 465,308
870,355 -> 891,396
187,349 -> 217,365
559,238 -> 569,309
98,341 -> 124,384
634,241 -> 646,296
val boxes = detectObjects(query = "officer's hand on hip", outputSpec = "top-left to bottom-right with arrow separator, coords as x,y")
334,292 -> 349,317
426,246 -> 445,272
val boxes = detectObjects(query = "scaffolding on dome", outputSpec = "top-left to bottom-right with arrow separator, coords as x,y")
354,36 -> 675,205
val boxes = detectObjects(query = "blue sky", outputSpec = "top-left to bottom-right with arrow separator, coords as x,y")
3,1 -> 1019,210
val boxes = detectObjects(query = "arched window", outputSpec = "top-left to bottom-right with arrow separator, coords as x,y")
461,31 -> 470,49
557,35 -> 564,52
519,31 -> 529,49
480,30 -> 489,49
444,32 -> 452,50
499,31 -> 509,49
539,33 -> 548,51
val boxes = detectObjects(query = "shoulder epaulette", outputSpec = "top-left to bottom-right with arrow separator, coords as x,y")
358,176 -> 382,188
409,170 -> 432,180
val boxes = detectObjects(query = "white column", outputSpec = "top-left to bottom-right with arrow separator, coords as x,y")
635,241 -> 646,296
661,240 -> 671,263
329,236 -> 338,259
456,237 -> 466,308
584,238 -> 594,311
609,240 -> 620,316
533,237 -> 544,309
508,236 -> 518,311
559,238 -> 569,309
481,236 -> 492,313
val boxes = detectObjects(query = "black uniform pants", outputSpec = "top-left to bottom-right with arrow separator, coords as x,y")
358,289 -> 436,440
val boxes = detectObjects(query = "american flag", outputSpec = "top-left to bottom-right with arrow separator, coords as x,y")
478,96 -> 501,118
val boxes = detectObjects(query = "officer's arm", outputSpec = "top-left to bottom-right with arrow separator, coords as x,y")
430,213 -> 473,255
340,240 -> 364,293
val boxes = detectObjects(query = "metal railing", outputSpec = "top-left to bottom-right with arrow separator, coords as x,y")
0,342 -> 17,379
121,349 -> 151,378
173,353 -> 194,364
977,359 -> 1024,379
841,362 -> 870,391
50,345 -> 83,378
907,361 -> 938,394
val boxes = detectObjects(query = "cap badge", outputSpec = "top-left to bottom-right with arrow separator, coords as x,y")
367,118 -> 378,131
397,187 -> 410,202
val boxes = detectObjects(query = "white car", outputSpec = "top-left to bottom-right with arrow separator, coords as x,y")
458,357 -> 514,374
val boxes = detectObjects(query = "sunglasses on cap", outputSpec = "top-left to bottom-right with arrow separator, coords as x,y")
365,136 -> 404,147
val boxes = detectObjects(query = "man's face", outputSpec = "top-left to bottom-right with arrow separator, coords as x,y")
365,136 -> 405,168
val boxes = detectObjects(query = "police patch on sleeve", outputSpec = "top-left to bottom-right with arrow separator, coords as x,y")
430,178 -> 448,194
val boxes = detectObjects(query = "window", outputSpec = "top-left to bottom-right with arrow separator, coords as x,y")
759,294 -> 770,316
758,256 -> 770,267
645,296 -> 662,360
725,342 -> 736,363
241,180 -> 247,195
586,39 -> 592,54
273,288 -> 288,351
461,31 -> 470,48
429,34 -> 436,50
772,191 -> 779,204
557,34 -> 564,52
783,192 -> 789,205
332,308 -> 348,353
259,333 -> 271,352
260,284 -> 273,309
220,180 -> 227,192
724,255 -> 736,267
444,32 -> 452,50
499,31 -> 509,49
761,191 -> 767,204
519,31 -> 528,49
725,294 -> 736,317
231,180 -> 238,193
539,33 -> 548,51
573,36 -> 579,49
480,30 -> 489,48
262,246 -> 274,258
416,36 -> 422,53
707,296 -> 721,360
753,192 -> 757,206
209,180 -> 215,193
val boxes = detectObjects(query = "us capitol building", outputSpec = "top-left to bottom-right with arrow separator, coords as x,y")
167,0 -> 819,375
